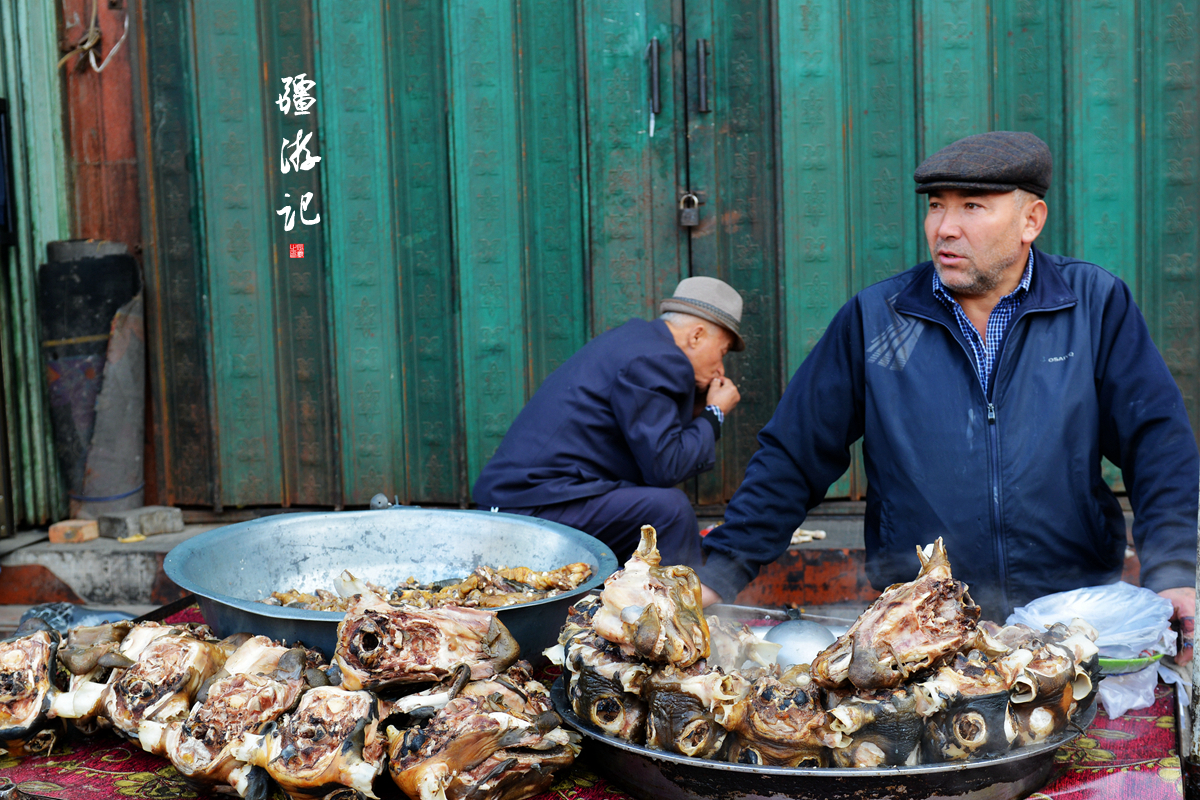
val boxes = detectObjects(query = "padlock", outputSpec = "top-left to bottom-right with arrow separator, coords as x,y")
679,193 -> 700,227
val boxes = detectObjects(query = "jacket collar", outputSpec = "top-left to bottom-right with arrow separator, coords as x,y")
892,245 -> 1078,320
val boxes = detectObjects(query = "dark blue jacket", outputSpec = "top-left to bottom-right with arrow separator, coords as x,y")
699,249 -> 1199,619
473,318 -> 716,508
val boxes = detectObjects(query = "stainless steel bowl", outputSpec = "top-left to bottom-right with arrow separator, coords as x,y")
164,507 -> 617,659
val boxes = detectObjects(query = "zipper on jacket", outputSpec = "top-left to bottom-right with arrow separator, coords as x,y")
902,305 -> 1012,613
986,400 -> 1007,612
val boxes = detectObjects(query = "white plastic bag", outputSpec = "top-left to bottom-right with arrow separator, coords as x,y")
1096,663 -> 1160,719
1008,582 -> 1178,718
1006,581 -> 1176,659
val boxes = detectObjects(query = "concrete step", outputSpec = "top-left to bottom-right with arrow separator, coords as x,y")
0,523 -> 223,607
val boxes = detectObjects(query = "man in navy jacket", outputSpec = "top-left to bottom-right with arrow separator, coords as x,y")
699,132 -> 1199,661
474,277 -> 743,597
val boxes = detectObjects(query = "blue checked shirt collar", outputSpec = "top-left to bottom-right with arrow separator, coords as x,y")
932,249 -> 1034,395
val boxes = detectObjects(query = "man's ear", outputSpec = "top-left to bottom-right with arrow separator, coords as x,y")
689,324 -> 706,348
1022,199 -> 1048,244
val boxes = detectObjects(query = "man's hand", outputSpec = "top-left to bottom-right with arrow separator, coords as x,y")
701,583 -> 722,608
706,377 -> 740,415
1157,586 -> 1195,665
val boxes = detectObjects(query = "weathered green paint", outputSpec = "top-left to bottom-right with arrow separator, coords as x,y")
686,0 -> 780,504
386,0 -> 464,503
1143,0 -> 1200,442
992,0 -> 1066,255
131,0 -> 1200,511
1067,0 -> 1138,292
131,0 -> 216,507
194,0 -> 282,506
684,0 -> 721,506
0,0 -> 72,524
317,0 -> 403,505
258,0 -> 337,506
920,0 -> 990,153
518,0 -> 588,389
779,0 -> 846,375
582,0 -> 685,336
779,0 -> 852,497
448,0 -> 528,483
849,0 -> 920,286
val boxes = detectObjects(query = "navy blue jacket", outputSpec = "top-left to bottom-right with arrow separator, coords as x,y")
473,318 -> 716,508
699,249 -> 1199,619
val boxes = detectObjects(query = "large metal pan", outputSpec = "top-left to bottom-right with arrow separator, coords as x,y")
552,679 -> 1094,800
164,507 -> 617,658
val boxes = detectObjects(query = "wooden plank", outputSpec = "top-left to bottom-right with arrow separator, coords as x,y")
1142,0 -> 1200,443
920,0 -> 990,152
778,0 -> 850,497
385,0 -> 464,503
992,0 -> 1067,254
60,0 -> 142,252
517,0 -> 587,390
1066,0 -> 1138,291
581,0 -> 685,337
258,0 -> 337,506
317,0 -> 403,505
447,0 -> 527,484
131,0 -> 216,507
193,0 -> 282,506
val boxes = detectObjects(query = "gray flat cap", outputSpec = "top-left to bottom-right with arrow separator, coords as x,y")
660,276 -> 746,351
914,131 -> 1052,197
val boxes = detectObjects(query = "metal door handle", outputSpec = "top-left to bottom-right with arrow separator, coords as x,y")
648,38 -> 661,114
697,38 -> 710,113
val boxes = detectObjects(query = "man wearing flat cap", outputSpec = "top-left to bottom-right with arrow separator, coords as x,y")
700,131 -> 1199,659
474,277 -> 743,585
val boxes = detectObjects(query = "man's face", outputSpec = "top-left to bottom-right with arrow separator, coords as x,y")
924,189 -> 1030,297
684,325 -> 732,389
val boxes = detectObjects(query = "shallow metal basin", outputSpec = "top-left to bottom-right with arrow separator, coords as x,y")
552,678 -> 1095,800
164,507 -> 617,659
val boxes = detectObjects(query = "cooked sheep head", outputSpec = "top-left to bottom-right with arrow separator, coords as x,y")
643,665 -> 749,759
387,662 -> 580,800
101,628 -> 227,754
592,525 -> 709,668
0,626 -> 61,750
717,673 -> 835,767
335,596 -> 520,692
811,538 -> 979,691
237,685 -> 385,800
825,686 -> 923,767
163,637 -> 315,797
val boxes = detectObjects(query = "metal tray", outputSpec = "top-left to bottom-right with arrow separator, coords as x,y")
551,678 -> 1094,800
164,507 -> 617,659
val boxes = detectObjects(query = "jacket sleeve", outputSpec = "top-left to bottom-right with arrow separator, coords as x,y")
610,354 -> 716,488
1095,277 -> 1200,594
698,300 -> 867,602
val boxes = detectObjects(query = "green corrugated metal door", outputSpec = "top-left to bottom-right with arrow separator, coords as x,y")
777,0 -> 1200,497
134,0 -> 1197,510
136,0 -> 591,508
581,0 -> 781,507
